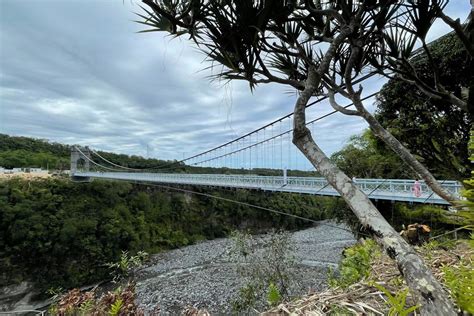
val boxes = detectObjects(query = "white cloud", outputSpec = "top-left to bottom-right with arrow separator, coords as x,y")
0,0 -> 469,166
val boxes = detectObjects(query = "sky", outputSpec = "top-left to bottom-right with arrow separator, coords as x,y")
0,0 -> 470,163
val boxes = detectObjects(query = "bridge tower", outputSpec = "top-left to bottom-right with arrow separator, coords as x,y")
71,146 -> 91,182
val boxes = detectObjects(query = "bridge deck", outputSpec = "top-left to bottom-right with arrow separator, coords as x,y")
73,172 -> 461,205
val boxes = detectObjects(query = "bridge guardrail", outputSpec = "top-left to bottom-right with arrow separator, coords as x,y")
73,172 -> 461,205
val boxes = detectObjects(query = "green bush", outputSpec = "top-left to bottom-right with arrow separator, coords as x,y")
267,282 -> 282,307
372,283 -> 420,316
329,239 -> 379,288
442,258 -> 474,313
106,250 -> 148,282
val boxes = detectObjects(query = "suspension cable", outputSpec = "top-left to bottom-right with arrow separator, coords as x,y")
89,149 -> 143,171
128,180 -> 370,237
74,147 -> 122,172
89,92 -> 377,173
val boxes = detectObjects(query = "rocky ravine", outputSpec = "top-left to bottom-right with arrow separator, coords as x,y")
135,221 -> 356,314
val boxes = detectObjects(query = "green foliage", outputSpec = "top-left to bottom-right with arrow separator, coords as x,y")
78,299 -> 95,315
0,134 -> 70,158
0,150 -> 68,170
391,203 -> 470,229
376,33 -> 471,181
109,298 -> 123,316
232,283 -> 260,312
372,283 -> 420,316
456,129 -> 474,221
422,239 -> 456,256
0,133 -> 180,172
106,250 -> 149,282
442,258 -> 474,313
329,239 -> 379,288
48,304 -> 59,315
331,130 -> 410,179
267,282 -> 281,307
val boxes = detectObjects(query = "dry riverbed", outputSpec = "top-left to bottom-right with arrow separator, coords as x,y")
134,220 -> 356,314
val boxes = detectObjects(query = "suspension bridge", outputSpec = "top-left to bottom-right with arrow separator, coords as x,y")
70,87 -> 461,205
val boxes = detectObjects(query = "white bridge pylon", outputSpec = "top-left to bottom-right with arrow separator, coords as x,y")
72,171 -> 460,205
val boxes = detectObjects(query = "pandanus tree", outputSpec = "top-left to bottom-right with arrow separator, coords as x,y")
136,1 -> 464,313
375,32 -> 472,181
370,1 -> 472,113
320,0 -> 469,202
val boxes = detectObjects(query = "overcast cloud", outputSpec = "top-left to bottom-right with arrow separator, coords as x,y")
0,0 -> 470,163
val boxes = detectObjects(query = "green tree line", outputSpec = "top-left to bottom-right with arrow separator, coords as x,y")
0,134 -> 179,171
0,134 -> 318,176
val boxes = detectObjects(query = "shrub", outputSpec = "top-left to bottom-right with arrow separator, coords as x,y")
267,282 -> 282,307
442,258 -> 474,313
230,230 -> 295,312
106,250 -> 149,282
329,239 -> 379,288
49,283 -> 143,316
372,283 -> 420,316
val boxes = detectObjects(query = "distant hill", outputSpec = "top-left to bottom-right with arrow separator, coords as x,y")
0,134 -> 179,171
0,134 -> 319,176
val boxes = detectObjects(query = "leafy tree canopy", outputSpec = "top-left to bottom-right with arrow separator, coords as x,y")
331,129 -> 412,179
375,33 -> 472,181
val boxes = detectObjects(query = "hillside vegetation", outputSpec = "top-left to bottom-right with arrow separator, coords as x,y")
0,134 -> 178,171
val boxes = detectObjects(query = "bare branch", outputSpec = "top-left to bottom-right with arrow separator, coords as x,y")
327,89 -> 360,116
253,68 -> 304,90
294,28 -> 353,140
300,2 -> 344,24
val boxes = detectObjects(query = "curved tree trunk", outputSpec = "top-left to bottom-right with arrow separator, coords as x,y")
351,97 -> 457,203
294,68 -> 456,315
330,42 -> 458,203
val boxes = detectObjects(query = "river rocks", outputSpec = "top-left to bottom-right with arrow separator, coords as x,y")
0,281 -> 51,314
135,221 -> 356,314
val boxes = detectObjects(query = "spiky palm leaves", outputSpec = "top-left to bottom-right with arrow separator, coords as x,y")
137,0 -> 345,90
137,0 -> 466,110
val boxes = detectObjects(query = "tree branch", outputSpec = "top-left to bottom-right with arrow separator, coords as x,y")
253,68 -> 304,90
327,89 -> 360,116
293,27 -> 353,141
393,58 -> 468,111
437,7 -> 474,57
301,0 -> 344,24
421,39 -> 441,89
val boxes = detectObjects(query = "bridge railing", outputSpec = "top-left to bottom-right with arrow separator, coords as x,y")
74,171 -> 461,201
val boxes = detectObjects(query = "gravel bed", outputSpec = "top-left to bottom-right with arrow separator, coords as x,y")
135,220 -> 355,314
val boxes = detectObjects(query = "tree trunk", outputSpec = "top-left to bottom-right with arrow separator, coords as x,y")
351,98 -> 457,203
293,69 -> 456,315
334,43 -> 458,203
